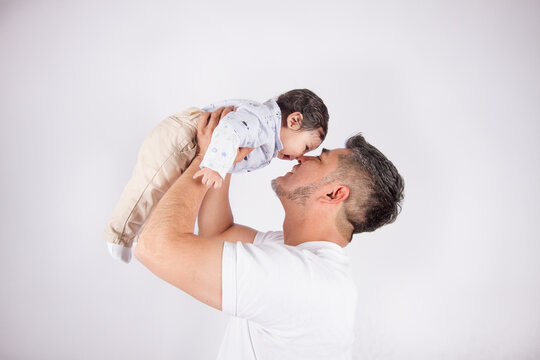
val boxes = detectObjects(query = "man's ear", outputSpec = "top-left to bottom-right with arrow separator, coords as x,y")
287,112 -> 303,130
320,185 -> 350,204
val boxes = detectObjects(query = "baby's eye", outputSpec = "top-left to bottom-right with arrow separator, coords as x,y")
305,145 -> 309,152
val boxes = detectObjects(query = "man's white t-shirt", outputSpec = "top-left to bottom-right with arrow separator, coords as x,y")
217,231 -> 358,360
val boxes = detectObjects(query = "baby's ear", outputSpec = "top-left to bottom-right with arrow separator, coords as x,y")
287,112 -> 303,130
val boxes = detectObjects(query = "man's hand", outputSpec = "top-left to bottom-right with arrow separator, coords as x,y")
193,167 -> 224,189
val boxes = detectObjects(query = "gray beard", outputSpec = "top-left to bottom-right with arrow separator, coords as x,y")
271,172 -> 337,205
271,179 -> 319,206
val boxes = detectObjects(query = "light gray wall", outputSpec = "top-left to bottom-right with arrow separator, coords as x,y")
1,0 -> 539,359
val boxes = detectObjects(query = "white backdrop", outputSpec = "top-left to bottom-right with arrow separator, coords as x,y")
1,0 -> 539,359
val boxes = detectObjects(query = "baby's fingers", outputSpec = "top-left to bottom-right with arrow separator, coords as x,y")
202,175 -> 213,188
201,175 -> 209,186
193,169 -> 204,180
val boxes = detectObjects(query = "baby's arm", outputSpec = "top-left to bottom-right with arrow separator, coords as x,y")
196,121 -> 240,188
193,144 -> 254,188
195,109 -> 262,187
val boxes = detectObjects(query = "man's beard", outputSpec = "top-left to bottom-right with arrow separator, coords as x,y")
271,179 -> 321,205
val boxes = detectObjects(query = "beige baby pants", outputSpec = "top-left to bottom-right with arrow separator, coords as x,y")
103,107 -> 201,263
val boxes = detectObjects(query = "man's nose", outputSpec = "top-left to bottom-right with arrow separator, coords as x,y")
296,155 -> 315,164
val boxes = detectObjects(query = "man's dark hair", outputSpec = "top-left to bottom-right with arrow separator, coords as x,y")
276,89 -> 329,141
332,134 -> 404,240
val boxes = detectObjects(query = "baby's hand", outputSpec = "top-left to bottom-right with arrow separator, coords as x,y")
193,167 -> 224,189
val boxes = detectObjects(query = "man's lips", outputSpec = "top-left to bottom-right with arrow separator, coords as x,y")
285,164 -> 299,176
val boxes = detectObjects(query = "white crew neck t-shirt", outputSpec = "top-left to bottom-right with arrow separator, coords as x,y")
217,231 -> 358,360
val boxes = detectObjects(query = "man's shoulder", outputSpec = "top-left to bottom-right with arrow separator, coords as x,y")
253,230 -> 284,245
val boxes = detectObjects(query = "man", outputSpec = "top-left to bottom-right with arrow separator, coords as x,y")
135,107 -> 404,359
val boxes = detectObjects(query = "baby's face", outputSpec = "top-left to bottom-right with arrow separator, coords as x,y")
278,128 -> 323,160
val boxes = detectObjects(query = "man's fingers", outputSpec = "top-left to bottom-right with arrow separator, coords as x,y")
220,106 -> 235,120
197,112 -> 211,131
207,107 -> 225,131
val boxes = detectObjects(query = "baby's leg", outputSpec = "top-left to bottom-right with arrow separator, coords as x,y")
103,107 -> 201,263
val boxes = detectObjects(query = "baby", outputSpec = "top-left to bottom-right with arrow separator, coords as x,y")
194,89 -> 329,188
104,89 -> 329,263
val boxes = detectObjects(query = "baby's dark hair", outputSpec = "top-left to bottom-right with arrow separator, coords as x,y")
276,89 -> 329,141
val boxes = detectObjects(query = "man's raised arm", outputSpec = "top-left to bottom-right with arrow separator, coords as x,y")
197,173 -> 258,244
134,108 -> 234,310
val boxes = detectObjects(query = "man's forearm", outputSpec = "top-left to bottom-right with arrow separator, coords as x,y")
198,173 -> 234,237
138,156 -> 208,249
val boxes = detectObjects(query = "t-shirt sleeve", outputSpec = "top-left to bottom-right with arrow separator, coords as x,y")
221,232 -> 318,328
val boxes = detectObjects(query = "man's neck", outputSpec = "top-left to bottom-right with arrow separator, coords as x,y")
282,207 -> 349,248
